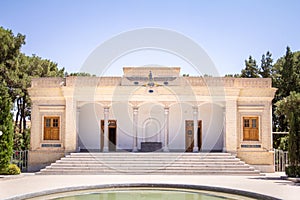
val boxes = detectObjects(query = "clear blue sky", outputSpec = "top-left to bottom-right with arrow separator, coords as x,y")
1,0 -> 300,76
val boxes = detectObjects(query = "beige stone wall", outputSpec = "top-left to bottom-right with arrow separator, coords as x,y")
28,150 -> 65,172
29,99 -> 65,151
237,151 -> 274,172
28,67 -> 277,171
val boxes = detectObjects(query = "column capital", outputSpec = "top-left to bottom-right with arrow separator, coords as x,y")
130,101 -> 142,108
193,106 -> 198,114
133,107 -> 138,115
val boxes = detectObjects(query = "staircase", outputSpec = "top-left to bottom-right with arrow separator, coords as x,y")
36,152 -> 261,175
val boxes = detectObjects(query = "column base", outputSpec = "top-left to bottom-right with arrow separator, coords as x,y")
102,147 -> 109,153
132,147 -> 138,152
163,147 -> 169,152
193,147 -> 199,153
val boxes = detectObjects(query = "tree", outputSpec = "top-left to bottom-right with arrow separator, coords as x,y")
272,47 -> 300,132
0,27 -> 65,151
241,56 -> 260,78
224,74 -> 241,77
259,51 -> 273,78
0,27 -> 24,169
276,92 -> 300,175
237,48 -> 299,149
0,81 -> 13,172
12,54 -> 64,150
67,72 -> 95,77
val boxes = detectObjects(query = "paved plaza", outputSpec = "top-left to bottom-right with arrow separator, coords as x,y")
0,173 -> 299,200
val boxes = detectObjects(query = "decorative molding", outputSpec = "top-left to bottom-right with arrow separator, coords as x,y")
238,105 -> 264,112
38,105 -> 65,111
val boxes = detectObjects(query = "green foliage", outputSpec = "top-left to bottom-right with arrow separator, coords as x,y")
278,135 -> 289,151
259,51 -> 273,78
0,81 -> 13,170
67,72 -> 95,77
241,56 -> 260,78
276,92 -> 300,168
237,48 -> 299,150
0,26 -> 65,151
273,47 -> 300,98
272,47 -> 300,133
224,74 -> 241,77
285,166 -> 300,177
0,164 -> 21,175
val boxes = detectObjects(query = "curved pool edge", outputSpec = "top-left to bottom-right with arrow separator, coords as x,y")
4,183 -> 281,200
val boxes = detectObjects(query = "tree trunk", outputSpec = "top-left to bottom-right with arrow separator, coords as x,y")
22,95 -> 26,135
14,98 -> 20,133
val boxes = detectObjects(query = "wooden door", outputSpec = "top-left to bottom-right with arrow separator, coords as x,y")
243,117 -> 259,141
44,117 -> 60,140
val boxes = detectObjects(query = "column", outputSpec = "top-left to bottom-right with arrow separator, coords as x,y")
30,101 -> 39,150
222,110 -> 226,152
193,106 -> 199,152
225,99 -> 237,153
163,107 -> 170,152
65,97 -> 77,152
103,107 -> 109,152
76,108 -> 80,152
132,107 -> 138,152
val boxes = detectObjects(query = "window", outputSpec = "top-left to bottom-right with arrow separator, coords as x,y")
243,117 -> 259,141
44,117 -> 60,140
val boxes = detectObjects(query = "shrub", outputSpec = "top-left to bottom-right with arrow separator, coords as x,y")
285,166 -> 300,177
0,164 -> 21,175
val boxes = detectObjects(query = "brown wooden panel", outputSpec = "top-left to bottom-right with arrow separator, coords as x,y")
198,120 -> 202,150
52,128 -> 60,140
243,117 -> 259,141
44,128 -> 51,140
185,120 -> 194,152
44,117 -> 60,140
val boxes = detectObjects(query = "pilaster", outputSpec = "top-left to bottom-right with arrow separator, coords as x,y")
225,99 -> 238,153
64,97 -> 77,152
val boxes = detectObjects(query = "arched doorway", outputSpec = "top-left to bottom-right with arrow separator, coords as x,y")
143,118 -> 161,142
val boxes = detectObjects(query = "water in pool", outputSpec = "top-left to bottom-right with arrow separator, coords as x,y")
52,189 -> 245,200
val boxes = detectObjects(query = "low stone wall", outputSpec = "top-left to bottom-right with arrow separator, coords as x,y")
28,150 -> 65,172
237,150 -> 274,173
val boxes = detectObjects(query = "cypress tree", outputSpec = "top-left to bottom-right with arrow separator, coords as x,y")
241,56 -> 260,78
0,81 -> 13,172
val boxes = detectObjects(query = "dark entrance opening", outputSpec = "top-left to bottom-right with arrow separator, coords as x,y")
185,120 -> 202,152
101,120 -> 117,151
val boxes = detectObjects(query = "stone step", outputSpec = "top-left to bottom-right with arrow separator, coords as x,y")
55,162 -> 246,167
46,165 -> 252,170
67,154 -> 235,158
61,157 -> 241,161
70,152 -> 233,156
52,162 -> 247,167
37,170 -> 260,175
37,152 -> 260,175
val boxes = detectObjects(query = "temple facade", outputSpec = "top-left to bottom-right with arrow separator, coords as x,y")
28,67 -> 276,172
